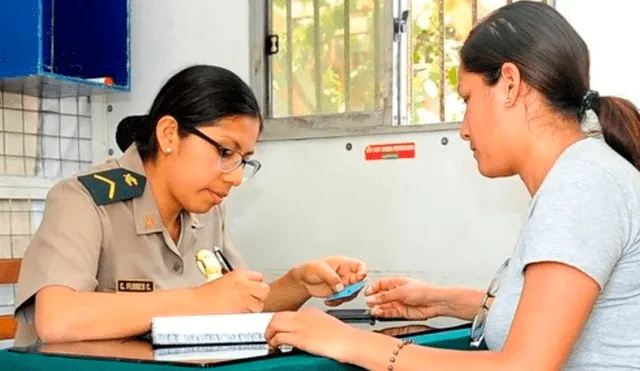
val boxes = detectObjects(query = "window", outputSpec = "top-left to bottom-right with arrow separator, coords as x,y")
251,0 -> 553,139
268,0 -> 386,117
405,0 -> 553,126
0,92 -> 95,326
251,0 -> 394,140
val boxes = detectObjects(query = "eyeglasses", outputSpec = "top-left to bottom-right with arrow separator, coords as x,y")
186,127 -> 262,181
470,258 -> 509,349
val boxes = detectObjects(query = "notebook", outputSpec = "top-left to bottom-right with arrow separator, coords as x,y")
152,343 -> 271,362
151,312 -> 274,347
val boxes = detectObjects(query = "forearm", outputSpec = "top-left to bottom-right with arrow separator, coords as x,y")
264,271 -> 310,312
436,287 -> 489,320
35,286 -> 198,343
342,329 -> 515,371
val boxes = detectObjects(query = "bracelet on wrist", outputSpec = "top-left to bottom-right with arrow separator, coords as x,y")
387,339 -> 414,370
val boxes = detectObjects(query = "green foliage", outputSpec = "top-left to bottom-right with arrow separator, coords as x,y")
271,0 -> 382,116
270,0 -> 469,122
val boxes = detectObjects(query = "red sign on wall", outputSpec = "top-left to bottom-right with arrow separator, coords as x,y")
364,142 -> 415,161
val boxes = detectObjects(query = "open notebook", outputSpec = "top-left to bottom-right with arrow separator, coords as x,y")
152,343 -> 271,362
151,312 -> 274,347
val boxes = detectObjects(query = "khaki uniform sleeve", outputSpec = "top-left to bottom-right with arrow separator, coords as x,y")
218,203 -> 246,269
14,179 -> 103,322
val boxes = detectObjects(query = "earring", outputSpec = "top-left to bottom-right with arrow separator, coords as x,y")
165,147 -> 172,154
505,98 -> 511,103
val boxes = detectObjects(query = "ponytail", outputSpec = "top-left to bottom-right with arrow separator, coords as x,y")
593,97 -> 640,171
115,115 -> 150,153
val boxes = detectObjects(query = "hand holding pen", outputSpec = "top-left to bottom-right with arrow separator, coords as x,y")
195,247 -> 234,281
193,247 -> 269,313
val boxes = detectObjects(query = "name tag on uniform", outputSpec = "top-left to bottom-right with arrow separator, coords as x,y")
116,279 -> 154,293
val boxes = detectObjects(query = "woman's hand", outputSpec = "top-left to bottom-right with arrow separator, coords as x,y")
290,256 -> 367,305
264,307 -> 357,363
365,277 -> 447,320
196,270 -> 270,313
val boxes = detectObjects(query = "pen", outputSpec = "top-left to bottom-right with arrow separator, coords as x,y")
213,246 -> 234,273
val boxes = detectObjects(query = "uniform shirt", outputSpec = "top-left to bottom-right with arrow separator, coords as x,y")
484,138 -> 640,370
13,144 -> 245,346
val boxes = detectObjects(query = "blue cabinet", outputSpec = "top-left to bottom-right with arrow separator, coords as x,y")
0,0 -> 130,97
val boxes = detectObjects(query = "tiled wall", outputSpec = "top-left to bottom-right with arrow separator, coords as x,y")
0,92 -> 93,178
0,92 -> 93,343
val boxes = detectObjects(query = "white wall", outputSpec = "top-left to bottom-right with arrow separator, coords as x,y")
101,0 -> 640,310
103,0 -> 251,156
556,0 -> 640,103
225,132 -> 529,290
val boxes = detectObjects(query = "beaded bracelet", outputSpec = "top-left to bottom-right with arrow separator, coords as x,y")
387,339 -> 414,370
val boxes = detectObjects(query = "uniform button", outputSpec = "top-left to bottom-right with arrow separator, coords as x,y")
173,262 -> 182,272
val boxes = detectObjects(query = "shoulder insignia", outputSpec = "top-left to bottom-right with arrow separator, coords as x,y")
78,168 -> 146,206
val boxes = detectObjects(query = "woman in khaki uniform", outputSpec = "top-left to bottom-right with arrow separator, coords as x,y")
13,65 -> 367,346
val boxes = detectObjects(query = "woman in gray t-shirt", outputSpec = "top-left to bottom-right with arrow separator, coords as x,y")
262,2 -> 640,370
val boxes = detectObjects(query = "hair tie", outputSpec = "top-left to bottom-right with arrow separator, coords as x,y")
580,89 -> 599,119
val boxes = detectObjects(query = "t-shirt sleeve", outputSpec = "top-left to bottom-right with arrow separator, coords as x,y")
14,179 -> 103,322
519,159 -> 628,290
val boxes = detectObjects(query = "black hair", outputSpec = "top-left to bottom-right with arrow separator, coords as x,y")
115,65 -> 263,159
460,1 -> 640,171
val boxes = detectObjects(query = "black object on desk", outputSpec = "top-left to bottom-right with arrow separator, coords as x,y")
326,308 -> 411,324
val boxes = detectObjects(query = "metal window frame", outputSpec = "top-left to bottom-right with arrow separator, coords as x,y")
250,0 -> 555,142
250,0 -> 432,141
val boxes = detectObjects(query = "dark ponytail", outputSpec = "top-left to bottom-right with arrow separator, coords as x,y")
116,65 -> 262,159
460,1 -> 640,171
593,97 -> 640,170
115,115 -> 147,152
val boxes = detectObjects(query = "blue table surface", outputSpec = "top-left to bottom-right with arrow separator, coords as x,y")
0,324 -> 473,370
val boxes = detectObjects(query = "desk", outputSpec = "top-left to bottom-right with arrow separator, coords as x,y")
0,324 -> 471,370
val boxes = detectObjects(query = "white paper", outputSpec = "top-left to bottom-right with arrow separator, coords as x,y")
151,312 -> 274,346
153,343 -> 270,362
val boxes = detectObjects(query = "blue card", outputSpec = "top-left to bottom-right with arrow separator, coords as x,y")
325,280 -> 367,301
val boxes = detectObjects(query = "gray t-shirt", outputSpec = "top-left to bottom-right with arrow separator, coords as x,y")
484,137 -> 640,370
